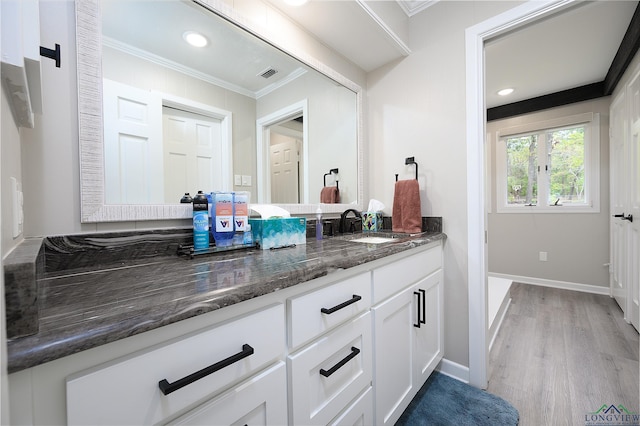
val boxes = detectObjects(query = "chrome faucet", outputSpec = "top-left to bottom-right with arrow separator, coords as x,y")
339,209 -> 362,234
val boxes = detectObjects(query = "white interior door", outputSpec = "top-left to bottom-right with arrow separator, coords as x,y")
269,133 -> 300,204
610,91 -> 628,314
627,71 -> 640,331
163,107 -> 223,202
103,79 -> 163,204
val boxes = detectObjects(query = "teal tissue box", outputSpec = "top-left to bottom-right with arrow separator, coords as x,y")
362,212 -> 383,231
249,217 -> 307,250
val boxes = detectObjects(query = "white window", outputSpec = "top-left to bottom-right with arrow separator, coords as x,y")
495,113 -> 600,213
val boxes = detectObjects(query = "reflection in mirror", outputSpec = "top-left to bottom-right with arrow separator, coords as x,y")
268,116 -> 304,204
77,0 -> 362,222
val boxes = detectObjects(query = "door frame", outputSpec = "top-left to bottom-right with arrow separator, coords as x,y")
465,0 -> 575,389
256,99 -> 308,204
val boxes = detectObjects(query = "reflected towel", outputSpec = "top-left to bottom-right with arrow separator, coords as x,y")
320,186 -> 340,203
392,179 -> 422,233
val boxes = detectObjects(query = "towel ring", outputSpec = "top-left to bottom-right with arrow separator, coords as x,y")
324,168 -> 339,188
395,158 -> 418,181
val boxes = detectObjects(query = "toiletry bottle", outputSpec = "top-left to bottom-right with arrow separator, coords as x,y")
233,192 -> 249,245
212,192 -> 235,247
316,207 -> 323,240
192,191 -> 209,250
180,193 -> 192,203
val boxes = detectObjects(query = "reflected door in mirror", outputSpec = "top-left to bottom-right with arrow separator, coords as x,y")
270,133 -> 301,204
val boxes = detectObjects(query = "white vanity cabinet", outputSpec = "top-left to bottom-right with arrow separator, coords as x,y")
9,241 -> 445,426
66,304 -> 285,425
286,272 -> 373,425
371,245 -> 444,426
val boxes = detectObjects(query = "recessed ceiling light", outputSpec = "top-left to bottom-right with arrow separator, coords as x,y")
183,31 -> 208,48
498,88 -> 514,96
284,0 -> 308,5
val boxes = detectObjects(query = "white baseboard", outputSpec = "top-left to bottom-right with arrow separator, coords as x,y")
437,358 -> 470,384
489,273 -> 610,296
488,297 -> 511,352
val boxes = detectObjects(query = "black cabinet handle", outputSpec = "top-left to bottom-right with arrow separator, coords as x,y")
319,347 -> 360,377
321,295 -> 362,314
623,214 -> 633,223
158,344 -> 254,395
613,213 -> 625,218
414,289 -> 427,327
414,291 -> 421,328
419,289 -> 426,325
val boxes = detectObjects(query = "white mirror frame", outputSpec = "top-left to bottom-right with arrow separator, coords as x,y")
76,0 -> 364,222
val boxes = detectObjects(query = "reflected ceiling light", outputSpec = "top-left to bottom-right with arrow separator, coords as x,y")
183,31 -> 208,47
284,0 -> 308,5
498,88 -> 514,96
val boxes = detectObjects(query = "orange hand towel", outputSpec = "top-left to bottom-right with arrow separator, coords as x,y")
392,179 -> 422,233
320,186 -> 340,203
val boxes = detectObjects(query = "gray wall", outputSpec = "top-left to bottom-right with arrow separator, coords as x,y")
366,1 -> 523,368
487,99 -> 611,288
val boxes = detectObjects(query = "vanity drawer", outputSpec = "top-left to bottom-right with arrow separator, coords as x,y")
329,386 -> 373,426
288,311 -> 372,426
372,244 -> 441,304
168,361 -> 287,426
288,272 -> 371,349
66,304 -> 284,425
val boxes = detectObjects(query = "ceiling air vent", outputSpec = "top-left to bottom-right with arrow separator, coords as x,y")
258,67 -> 278,79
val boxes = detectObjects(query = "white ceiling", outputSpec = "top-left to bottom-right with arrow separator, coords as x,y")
102,0 -> 312,98
268,0 -> 637,108
484,1 -> 637,108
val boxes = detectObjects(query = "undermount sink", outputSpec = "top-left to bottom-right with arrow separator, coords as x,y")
347,236 -> 397,244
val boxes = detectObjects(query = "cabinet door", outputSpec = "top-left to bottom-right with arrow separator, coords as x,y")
412,270 -> 444,385
168,362 -> 287,426
372,286 -> 415,426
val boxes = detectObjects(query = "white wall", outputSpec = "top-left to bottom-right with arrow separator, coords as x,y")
487,99 -> 611,288
1,83 -> 23,256
367,1 -> 522,368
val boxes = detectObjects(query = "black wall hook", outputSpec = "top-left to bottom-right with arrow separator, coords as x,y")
40,44 -> 61,68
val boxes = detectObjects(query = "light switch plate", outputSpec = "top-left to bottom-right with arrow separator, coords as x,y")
11,177 -> 22,238
234,174 -> 242,186
242,175 -> 251,186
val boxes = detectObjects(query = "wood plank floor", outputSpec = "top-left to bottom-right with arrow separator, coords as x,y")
487,283 -> 639,426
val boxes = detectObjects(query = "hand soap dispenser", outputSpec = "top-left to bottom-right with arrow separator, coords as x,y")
316,207 -> 323,240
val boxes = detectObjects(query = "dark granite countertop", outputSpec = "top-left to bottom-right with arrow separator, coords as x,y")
6,231 -> 445,373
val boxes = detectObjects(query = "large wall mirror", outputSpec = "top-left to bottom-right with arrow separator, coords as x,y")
76,0 -> 363,222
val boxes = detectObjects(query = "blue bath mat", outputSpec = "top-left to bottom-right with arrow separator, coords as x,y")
395,372 -> 519,425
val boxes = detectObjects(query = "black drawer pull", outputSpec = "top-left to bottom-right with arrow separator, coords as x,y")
158,344 -> 254,395
319,347 -> 360,377
321,295 -> 362,314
